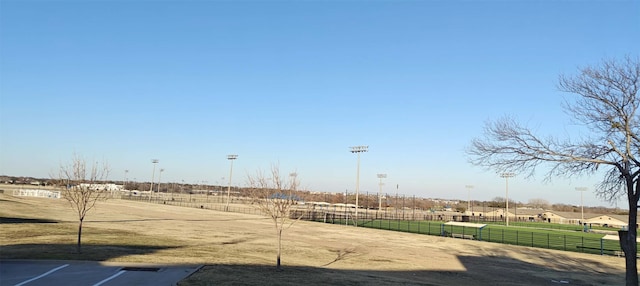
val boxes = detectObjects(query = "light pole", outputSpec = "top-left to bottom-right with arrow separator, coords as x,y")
395,184 -> 399,219
350,145 -> 368,226
465,185 -> 474,214
289,172 -> 297,199
149,159 -> 159,202
500,172 -> 515,226
157,168 -> 165,194
377,174 -> 387,212
124,170 -> 129,190
124,169 -> 129,198
576,187 -> 587,222
225,154 -> 238,211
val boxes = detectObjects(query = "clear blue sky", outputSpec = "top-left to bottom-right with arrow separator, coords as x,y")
1,0 -> 638,208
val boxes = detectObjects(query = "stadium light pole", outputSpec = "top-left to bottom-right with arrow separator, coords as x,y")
124,170 -> 131,197
289,172 -> 297,199
465,185 -> 474,214
225,154 -> 238,212
124,169 -> 129,190
123,169 -> 129,198
576,187 -> 588,222
350,145 -> 368,226
377,174 -> 387,212
500,172 -> 515,226
395,184 -> 399,218
149,159 -> 159,202
157,168 -> 165,193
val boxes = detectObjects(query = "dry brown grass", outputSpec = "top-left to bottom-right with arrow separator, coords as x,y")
0,189 -> 627,285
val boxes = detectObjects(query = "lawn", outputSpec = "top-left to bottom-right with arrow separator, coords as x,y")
0,190 -> 628,285
354,219 -> 627,256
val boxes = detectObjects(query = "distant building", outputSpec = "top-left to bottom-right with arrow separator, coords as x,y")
541,211 -> 586,224
77,183 -> 123,191
585,215 -> 629,228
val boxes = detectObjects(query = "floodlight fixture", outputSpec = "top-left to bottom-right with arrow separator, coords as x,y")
350,146 -> 369,153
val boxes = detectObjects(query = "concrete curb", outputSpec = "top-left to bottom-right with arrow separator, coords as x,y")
173,264 -> 205,286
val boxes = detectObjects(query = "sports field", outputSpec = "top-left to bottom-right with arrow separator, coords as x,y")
0,191 -> 627,285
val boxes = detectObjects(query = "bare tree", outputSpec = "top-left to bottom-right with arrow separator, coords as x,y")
468,56 -> 639,285
247,165 -> 301,271
551,203 -> 576,212
528,198 -> 550,209
488,196 -> 510,208
54,154 -> 110,254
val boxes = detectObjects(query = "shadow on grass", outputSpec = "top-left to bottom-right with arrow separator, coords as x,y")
0,243 -> 179,261
87,217 -> 269,223
0,216 -> 59,224
179,253 -> 625,286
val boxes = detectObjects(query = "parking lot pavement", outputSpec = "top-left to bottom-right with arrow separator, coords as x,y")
0,260 -> 202,286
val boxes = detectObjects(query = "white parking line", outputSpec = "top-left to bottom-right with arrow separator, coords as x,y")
14,264 -> 69,286
92,270 -> 126,286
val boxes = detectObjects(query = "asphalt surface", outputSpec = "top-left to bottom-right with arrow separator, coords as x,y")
0,260 -> 202,286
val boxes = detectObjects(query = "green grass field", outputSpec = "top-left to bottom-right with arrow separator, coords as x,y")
313,218 -> 630,256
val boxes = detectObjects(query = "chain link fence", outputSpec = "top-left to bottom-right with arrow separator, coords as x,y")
294,209 -> 630,257
120,193 -> 631,257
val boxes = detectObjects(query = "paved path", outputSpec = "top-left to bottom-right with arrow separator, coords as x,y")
0,260 -> 202,286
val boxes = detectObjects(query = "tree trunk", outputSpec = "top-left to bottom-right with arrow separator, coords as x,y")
621,183 -> 638,286
276,228 -> 282,271
77,219 -> 84,254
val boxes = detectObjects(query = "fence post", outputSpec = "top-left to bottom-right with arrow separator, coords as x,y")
344,203 -> 347,226
600,237 -> 604,255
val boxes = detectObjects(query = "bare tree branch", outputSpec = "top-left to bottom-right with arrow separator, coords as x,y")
53,153 -> 110,254
247,164 -> 302,270
467,56 -> 640,285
